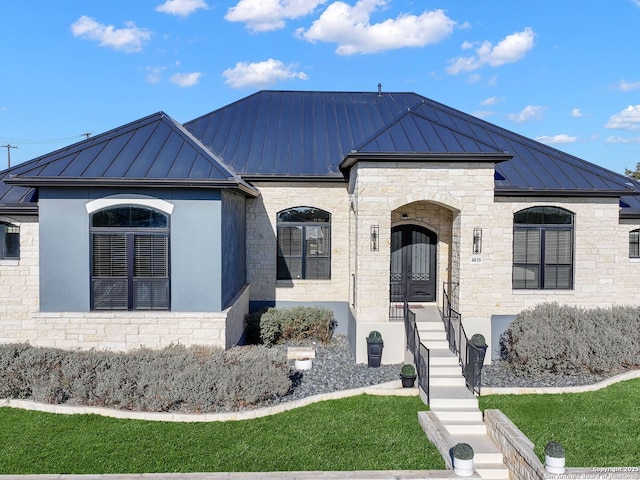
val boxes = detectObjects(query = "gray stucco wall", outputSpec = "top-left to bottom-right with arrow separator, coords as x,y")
221,190 -> 246,309
39,187 -> 225,313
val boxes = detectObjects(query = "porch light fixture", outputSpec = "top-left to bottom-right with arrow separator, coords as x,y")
473,227 -> 482,254
370,225 -> 379,251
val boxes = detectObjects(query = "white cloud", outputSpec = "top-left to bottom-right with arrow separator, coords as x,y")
170,72 -> 203,87
632,0 -> 640,7
570,108 -> 584,118
615,80 -> 640,92
156,0 -> 209,17
296,0 -> 456,55
144,66 -> 165,84
223,59 -> 308,88
507,105 -> 546,123
606,105 -> 640,130
606,135 -> 640,144
70,16 -> 151,53
447,27 -> 535,75
480,96 -> 503,107
472,110 -> 497,119
535,134 -> 578,145
226,0 -> 327,32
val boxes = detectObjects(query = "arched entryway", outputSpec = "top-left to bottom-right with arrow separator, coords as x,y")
390,224 -> 437,302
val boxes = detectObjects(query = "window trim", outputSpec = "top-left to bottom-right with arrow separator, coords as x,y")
512,206 -> 574,290
276,206 -> 331,280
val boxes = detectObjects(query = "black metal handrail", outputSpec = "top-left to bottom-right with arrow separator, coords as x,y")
401,297 -> 430,404
441,282 -> 483,395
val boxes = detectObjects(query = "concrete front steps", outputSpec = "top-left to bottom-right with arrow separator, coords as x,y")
414,306 -> 509,480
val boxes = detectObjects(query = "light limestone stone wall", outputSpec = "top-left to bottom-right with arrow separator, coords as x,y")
462,196 -> 640,349
0,216 -> 39,343
349,161 -> 494,363
245,182 -> 350,304
485,409 -> 546,480
25,285 -> 250,351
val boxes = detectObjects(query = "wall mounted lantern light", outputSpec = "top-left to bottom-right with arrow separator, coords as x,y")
473,227 -> 482,254
370,225 -> 379,251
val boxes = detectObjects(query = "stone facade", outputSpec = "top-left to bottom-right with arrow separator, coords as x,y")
0,215 -> 39,342
25,285 -> 249,351
245,182 -> 351,305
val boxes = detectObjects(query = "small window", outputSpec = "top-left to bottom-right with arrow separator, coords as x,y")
630,229 -> 640,258
0,222 -> 20,259
513,207 -> 574,289
277,207 -> 331,280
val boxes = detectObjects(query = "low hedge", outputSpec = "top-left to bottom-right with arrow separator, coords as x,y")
501,302 -> 640,375
254,306 -> 336,346
0,343 -> 290,412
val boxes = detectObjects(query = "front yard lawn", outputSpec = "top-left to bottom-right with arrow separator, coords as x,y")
0,394 -> 444,474
479,378 -> 640,467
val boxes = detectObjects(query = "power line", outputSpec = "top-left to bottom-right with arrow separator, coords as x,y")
0,133 -> 91,145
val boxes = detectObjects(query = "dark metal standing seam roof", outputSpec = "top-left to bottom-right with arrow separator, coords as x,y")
183,90 -> 426,178
2,112 -> 259,201
2,90 -> 640,216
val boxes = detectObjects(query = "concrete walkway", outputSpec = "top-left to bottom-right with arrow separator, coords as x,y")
412,305 -> 509,480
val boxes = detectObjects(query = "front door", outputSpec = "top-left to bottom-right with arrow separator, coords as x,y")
390,225 -> 437,302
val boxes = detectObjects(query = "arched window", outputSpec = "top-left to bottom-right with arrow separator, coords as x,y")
513,206 -> 574,289
630,229 -> 640,258
277,207 -> 331,280
0,222 -> 19,259
91,206 -> 169,310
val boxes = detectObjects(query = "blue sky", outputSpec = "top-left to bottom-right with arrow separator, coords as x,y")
1,0 -> 640,175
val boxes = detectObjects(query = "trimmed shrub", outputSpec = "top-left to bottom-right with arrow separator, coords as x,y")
0,343 -> 291,413
501,302 -> 640,375
259,306 -> 336,346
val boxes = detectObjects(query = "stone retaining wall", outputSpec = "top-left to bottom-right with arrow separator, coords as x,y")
484,409 -> 545,480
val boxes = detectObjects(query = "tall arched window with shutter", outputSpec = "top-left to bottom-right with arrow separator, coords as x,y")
276,207 -> 331,280
513,206 -> 574,290
90,206 -> 170,310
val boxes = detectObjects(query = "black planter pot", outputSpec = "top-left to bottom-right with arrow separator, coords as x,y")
400,374 -> 417,388
366,331 -> 383,367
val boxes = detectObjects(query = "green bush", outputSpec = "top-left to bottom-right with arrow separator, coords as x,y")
400,364 -> 416,377
0,343 -> 290,412
501,302 -> 640,375
259,306 -> 336,346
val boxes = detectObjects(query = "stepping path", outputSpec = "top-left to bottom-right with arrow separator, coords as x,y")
413,305 -> 509,480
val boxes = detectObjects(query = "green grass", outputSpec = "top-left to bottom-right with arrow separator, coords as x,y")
479,378 -> 640,467
0,394 -> 445,474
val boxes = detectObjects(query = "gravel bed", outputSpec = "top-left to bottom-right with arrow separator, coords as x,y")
481,360 -> 624,388
261,335 -> 633,409
265,335 -> 402,407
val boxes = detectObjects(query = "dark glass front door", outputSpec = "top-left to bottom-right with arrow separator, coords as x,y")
390,225 -> 437,302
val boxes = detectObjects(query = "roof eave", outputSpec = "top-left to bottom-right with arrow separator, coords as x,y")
340,152 -> 513,170
495,187 -> 639,198
241,174 -> 347,183
5,177 -> 261,198
0,204 -> 39,215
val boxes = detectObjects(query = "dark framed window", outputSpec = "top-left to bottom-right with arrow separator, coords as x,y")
0,222 -> 20,259
513,206 -> 574,290
277,207 -> 330,280
91,206 -> 169,310
630,229 -> 640,258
